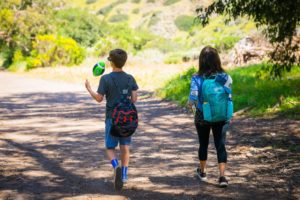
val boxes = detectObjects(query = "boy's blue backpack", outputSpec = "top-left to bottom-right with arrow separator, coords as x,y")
194,74 -> 233,122
110,75 -> 138,137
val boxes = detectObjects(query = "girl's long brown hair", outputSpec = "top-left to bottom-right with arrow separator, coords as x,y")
198,46 -> 225,76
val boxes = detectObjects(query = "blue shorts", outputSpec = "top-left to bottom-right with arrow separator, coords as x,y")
105,119 -> 132,149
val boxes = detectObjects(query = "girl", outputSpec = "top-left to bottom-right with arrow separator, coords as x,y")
188,46 -> 233,187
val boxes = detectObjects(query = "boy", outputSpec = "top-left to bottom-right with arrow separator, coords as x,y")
85,49 -> 138,191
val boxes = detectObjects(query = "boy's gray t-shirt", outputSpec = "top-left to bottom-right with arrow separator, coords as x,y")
97,71 -> 138,119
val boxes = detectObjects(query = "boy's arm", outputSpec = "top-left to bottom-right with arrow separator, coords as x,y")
131,90 -> 137,103
85,79 -> 104,103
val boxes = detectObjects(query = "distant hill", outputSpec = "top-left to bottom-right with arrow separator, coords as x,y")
64,0 -> 213,38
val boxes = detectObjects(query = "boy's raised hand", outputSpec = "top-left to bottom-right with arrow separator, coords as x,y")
85,79 -> 91,91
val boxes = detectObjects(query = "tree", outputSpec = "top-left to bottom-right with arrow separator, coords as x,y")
197,0 -> 300,76
0,0 -> 61,66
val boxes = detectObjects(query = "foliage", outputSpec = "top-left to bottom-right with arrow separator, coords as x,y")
86,0 -> 97,4
186,16 -> 251,52
55,8 -> 104,47
197,0 -> 300,76
158,64 -> 300,118
97,0 -> 127,16
148,11 -> 160,27
109,14 -> 129,23
27,35 -> 85,69
94,23 -> 154,56
174,15 -> 195,31
132,0 -> 141,3
132,8 -> 139,14
163,0 -> 180,6
145,37 -> 184,53
164,53 -> 183,64
0,0 -> 58,67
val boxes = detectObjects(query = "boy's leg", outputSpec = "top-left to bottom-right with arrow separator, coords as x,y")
120,145 -> 130,166
119,137 -> 131,182
105,119 -> 119,167
105,119 -> 123,190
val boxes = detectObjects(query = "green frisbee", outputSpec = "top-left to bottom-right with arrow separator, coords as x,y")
93,61 -> 105,76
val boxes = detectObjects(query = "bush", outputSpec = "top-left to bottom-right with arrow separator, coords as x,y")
148,12 -> 160,27
158,64 -> 300,118
164,53 -> 182,64
157,67 -> 196,105
174,15 -> 195,31
145,37 -> 184,53
86,0 -> 97,4
109,14 -> 129,23
132,0 -> 141,3
147,0 -> 155,3
27,34 -> 85,69
163,0 -> 180,6
55,8 -> 104,47
132,8 -> 139,14
94,24 -> 154,56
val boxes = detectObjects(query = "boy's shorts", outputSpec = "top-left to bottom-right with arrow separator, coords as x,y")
105,119 -> 131,149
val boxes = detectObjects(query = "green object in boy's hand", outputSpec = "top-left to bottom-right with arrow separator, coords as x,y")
93,61 -> 105,76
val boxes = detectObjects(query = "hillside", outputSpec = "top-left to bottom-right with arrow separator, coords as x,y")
64,0 -> 245,38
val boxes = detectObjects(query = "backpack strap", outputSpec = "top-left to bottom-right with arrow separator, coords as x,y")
110,73 -> 131,100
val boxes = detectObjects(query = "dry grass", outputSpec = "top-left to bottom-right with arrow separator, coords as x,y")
24,56 -> 196,91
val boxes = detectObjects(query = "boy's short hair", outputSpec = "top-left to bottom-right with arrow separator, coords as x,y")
108,49 -> 127,68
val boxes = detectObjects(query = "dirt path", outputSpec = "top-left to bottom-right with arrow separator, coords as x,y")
0,72 -> 299,200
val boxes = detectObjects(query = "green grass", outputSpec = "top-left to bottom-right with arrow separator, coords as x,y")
157,64 -> 300,119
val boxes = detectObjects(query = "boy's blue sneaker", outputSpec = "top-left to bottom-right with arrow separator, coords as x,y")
122,176 -> 128,183
114,166 -> 123,191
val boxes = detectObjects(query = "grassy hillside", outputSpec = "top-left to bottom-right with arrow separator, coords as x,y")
157,64 -> 300,119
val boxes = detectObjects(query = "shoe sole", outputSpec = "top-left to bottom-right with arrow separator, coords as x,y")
114,167 -> 123,191
219,182 -> 228,188
196,169 -> 207,181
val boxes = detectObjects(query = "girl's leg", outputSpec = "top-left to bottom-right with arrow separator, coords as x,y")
212,122 -> 228,177
195,122 -> 211,172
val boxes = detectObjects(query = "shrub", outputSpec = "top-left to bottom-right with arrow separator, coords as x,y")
132,0 -> 141,3
132,8 -> 139,14
97,5 -> 114,15
148,12 -> 160,27
163,0 -> 180,6
55,8 -> 104,47
174,15 -> 195,31
27,34 -> 85,69
164,53 -> 182,64
86,0 -> 97,4
145,37 -> 184,53
147,0 -> 155,3
109,14 -> 129,23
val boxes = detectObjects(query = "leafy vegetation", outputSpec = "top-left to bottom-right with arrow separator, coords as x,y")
55,8 -> 104,47
157,64 -> 300,118
174,15 -> 195,31
163,0 -> 180,6
109,14 -> 129,23
197,0 -> 300,76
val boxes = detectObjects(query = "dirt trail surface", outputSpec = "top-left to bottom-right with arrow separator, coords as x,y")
0,72 -> 299,200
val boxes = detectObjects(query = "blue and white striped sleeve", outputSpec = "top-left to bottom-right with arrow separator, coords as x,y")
189,76 -> 199,103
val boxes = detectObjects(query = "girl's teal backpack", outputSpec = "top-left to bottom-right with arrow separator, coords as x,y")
195,73 -> 233,122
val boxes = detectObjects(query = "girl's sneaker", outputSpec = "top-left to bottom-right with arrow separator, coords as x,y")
196,167 -> 207,181
219,176 -> 228,188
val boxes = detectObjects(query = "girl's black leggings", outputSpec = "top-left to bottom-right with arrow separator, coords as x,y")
195,120 -> 228,163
